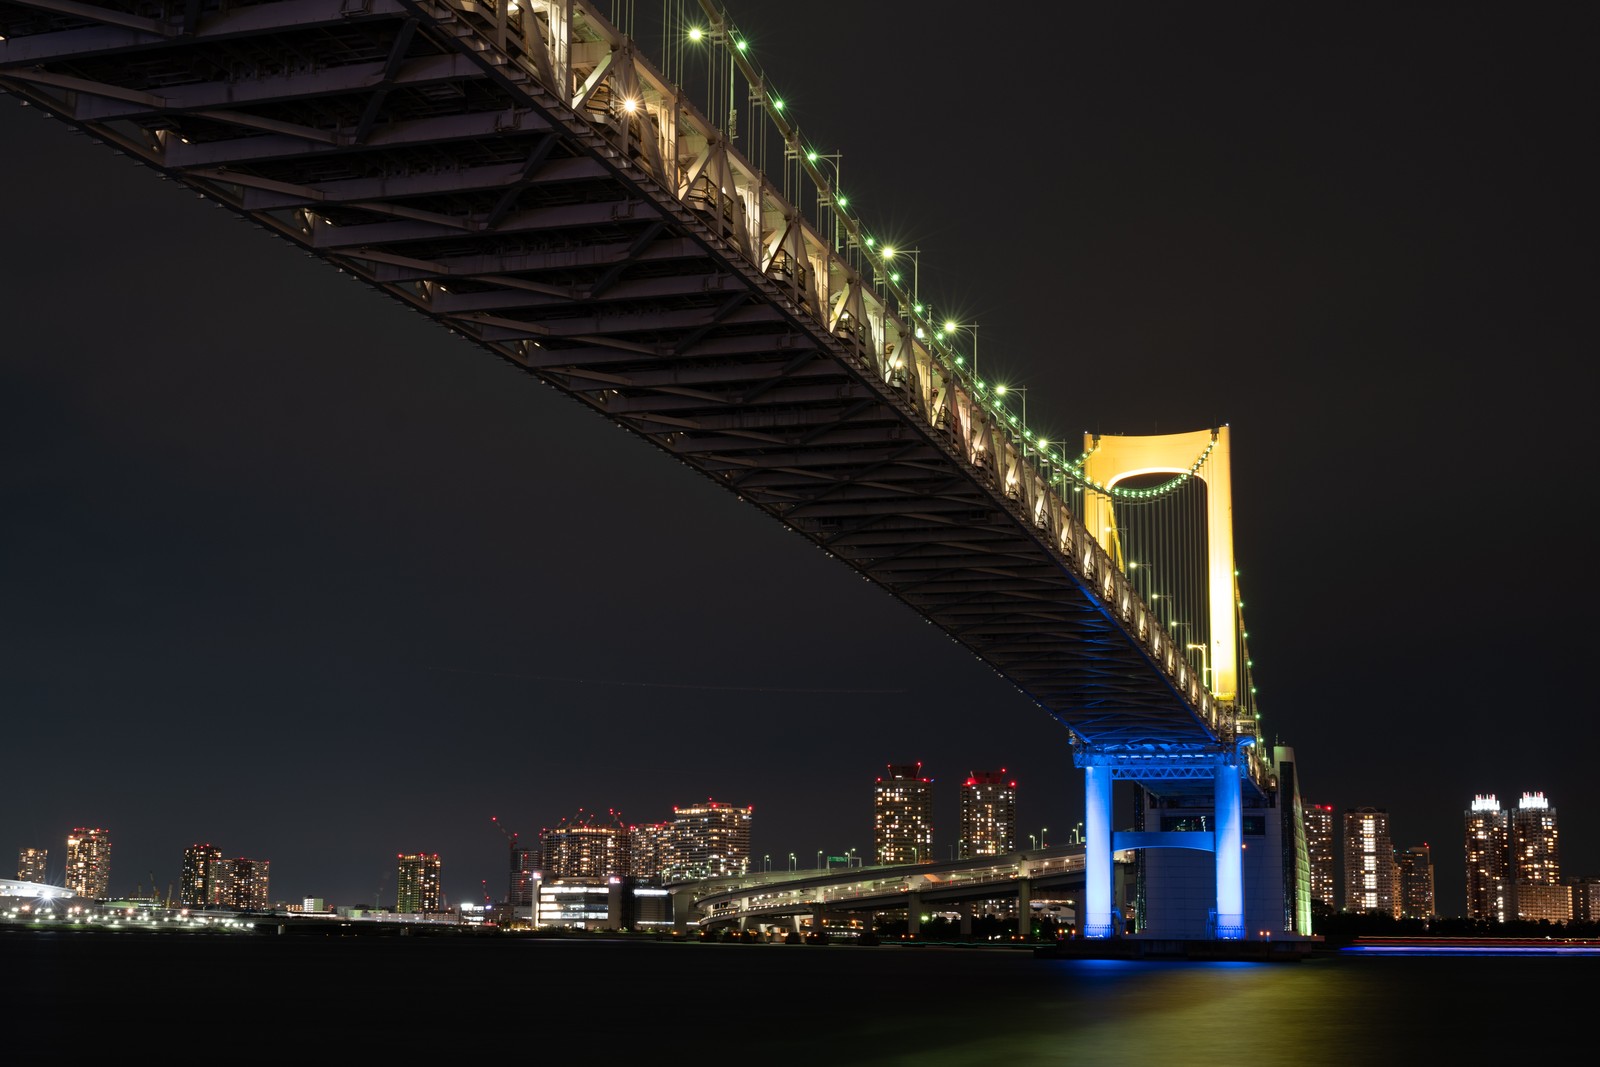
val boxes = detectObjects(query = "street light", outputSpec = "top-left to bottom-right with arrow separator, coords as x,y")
803,149 -> 844,251
1028,834 -> 1037,850
817,850 -> 824,870
879,246 -> 921,304
1041,827 -> 1049,848
763,853 -> 771,872
941,320 -> 979,378
789,852 -> 797,872
994,384 -> 1029,455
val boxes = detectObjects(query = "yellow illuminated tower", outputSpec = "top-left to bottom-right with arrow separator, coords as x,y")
181,843 -> 224,907
875,763 -> 933,865
667,799 -> 752,881
64,828 -> 111,899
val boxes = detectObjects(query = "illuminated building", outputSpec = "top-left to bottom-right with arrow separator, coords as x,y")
1395,844 -> 1435,919
181,843 -> 224,907
1304,803 -> 1337,914
1572,878 -> 1600,923
1511,792 -> 1569,922
535,878 -> 672,931
395,853 -> 442,913
628,821 -> 673,882
664,799 -> 752,881
1342,807 -> 1398,918
958,770 -> 1016,858
875,762 -> 933,865
1464,794 -> 1510,922
64,828 -> 111,899
16,848 -> 48,883
541,809 -> 628,879
214,858 -> 271,910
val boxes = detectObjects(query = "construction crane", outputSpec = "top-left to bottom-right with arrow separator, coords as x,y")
492,815 -> 528,912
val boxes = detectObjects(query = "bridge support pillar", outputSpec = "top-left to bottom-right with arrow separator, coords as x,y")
1214,745 -> 1246,939
958,901 -> 972,938
906,891 -> 922,937
1083,763 -> 1115,938
1017,876 -> 1032,940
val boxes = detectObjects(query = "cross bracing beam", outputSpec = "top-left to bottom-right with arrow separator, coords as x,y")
0,0 -> 1268,798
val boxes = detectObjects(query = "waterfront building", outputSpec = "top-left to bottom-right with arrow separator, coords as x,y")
1571,878 -> 1600,923
1342,807 -> 1398,918
16,847 -> 48,883
664,799 -> 752,881
213,857 -> 271,910
875,762 -> 934,865
1395,844 -> 1436,919
1305,803 -> 1337,914
958,770 -> 1016,858
1464,794 -> 1510,922
64,828 -> 111,899
180,844 -> 225,907
395,853 -> 442,913
541,809 -> 628,880
1511,792 -> 1569,923
628,821 -> 673,882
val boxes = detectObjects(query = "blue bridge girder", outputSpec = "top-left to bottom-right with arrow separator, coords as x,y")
0,0 -> 1269,799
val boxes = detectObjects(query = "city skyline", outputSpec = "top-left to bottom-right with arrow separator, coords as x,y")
1,3 -> 1590,916
17,780 -> 1587,921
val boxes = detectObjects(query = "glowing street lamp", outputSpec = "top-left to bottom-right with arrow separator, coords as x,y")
880,245 -> 921,304
941,319 -> 979,377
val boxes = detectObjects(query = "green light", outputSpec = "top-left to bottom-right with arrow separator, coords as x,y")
836,195 -> 848,207
771,97 -> 784,111
806,150 -> 818,162
889,271 -> 900,283
954,356 -> 965,366
864,235 -> 875,248
913,303 -> 924,314
735,38 -> 748,52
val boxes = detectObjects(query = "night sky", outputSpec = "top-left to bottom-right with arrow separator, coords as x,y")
1,3 -> 1589,917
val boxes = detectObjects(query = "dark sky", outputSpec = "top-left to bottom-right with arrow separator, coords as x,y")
1,3 -> 1589,917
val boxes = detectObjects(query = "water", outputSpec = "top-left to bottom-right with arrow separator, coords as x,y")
6,931 -> 1591,1063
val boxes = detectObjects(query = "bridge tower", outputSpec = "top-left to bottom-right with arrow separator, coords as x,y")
1074,426 -> 1261,940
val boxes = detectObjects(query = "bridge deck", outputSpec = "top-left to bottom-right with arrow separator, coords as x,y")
0,0 -> 1265,794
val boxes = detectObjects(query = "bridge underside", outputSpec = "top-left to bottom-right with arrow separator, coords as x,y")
0,0 -> 1258,796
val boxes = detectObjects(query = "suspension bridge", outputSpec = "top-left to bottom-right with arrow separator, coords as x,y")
0,0 -> 1311,940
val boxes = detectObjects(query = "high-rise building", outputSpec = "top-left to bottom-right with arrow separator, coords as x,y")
1572,878 -> 1600,923
664,799 -> 752,882
16,848 -> 48,884
214,858 -> 271,910
64,828 -> 111,899
1511,792 -> 1569,923
958,770 -> 1016,858
396,853 -> 442,913
1464,794 -> 1510,922
628,821 -> 674,882
1304,803 -> 1336,914
875,762 -> 933,865
1342,807 -> 1398,917
541,809 -> 628,880
181,844 -> 225,907
1395,844 -> 1436,919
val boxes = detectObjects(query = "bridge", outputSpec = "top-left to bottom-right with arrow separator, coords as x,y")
0,0 -> 1310,940
680,845 -> 1110,940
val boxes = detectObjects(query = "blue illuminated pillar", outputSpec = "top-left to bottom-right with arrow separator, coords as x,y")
1083,763 -> 1114,938
1213,750 -> 1244,939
